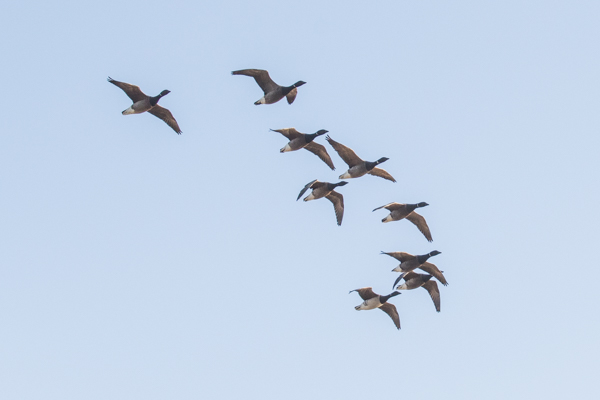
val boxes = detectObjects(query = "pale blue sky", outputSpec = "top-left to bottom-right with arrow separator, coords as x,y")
1,1 -> 599,399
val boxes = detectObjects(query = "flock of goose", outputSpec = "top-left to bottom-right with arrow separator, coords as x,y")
107,69 -> 448,330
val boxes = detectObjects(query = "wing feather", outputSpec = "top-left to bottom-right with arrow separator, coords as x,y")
325,136 -> 363,167
107,77 -> 147,102
368,167 -> 396,182
379,303 -> 401,330
325,191 -> 344,226
422,281 -> 441,312
232,69 -> 278,93
304,142 -> 335,170
406,212 -> 433,242
148,105 -> 182,134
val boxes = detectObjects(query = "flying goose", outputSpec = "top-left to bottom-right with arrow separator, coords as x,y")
296,179 -> 348,225
349,287 -> 401,330
231,69 -> 306,105
381,251 -> 446,286
325,136 -> 395,182
107,77 -> 182,134
395,272 -> 441,312
373,202 -> 432,241
270,128 -> 335,170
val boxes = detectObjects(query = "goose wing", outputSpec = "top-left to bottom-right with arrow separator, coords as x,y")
325,191 -> 344,226
393,271 -> 420,289
422,281 -> 441,312
350,287 -> 377,301
406,212 -> 433,242
304,142 -> 336,170
381,251 -> 415,262
286,87 -> 298,104
418,262 -> 448,286
379,303 -> 401,330
107,77 -> 147,102
270,128 -> 302,140
231,69 -> 278,94
368,167 -> 396,182
373,202 -> 404,212
148,105 -> 182,134
296,179 -> 320,201
325,136 -> 363,167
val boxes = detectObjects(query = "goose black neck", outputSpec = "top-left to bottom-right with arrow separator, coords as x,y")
416,253 -> 431,263
149,90 -> 169,106
380,291 -> 400,303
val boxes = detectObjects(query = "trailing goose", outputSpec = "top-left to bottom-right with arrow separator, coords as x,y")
231,69 -> 306,105
395,272 -> 441,312
296,179 -> 347,225
107,77 -> 182,134
325,136 -> 395,182
270,128 -> 335,170
349,287 -> 401,330
373,202 -> 432,241
381,251 -> 446,286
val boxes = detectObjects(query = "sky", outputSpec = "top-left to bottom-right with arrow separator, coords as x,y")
1,1 -> 599,399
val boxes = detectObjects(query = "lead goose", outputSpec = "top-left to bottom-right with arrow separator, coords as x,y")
296,179 -> 348,225
381,251 -> 447,286
270,128 -> 335,170
231,69 -> 306,105
395,272 -> 441,312
373,202 -> 432,241
107,77 -> 182,134
349,287 -> 401,330
325,136 -> 395,182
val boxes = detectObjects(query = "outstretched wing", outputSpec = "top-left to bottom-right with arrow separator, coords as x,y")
422,281 -> 440,312
381,251 -> 415,262
148,105 -> 182,134
232,69 -> 278,94
379,303 -> 401,330
418,262 -> 448,286
325,135 -> 363,167
107,77 -> 147,102
271,128 -> 302,140
304,142 -> 335,170
296,179 -> 319,201
406,212 -> 433,242
325,191 -> 344,226
286,87 -> 298,104
368,167 -> 396,182
373,202 -> 404,212
350,287 -> 377,301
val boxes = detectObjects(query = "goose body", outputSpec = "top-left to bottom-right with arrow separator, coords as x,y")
297,179 -> 347,225
373,202 -> 432,241
349,287 -> 401,329
107,77 -> 182,134
395,272 -> 441,312
325,135 -> 396,182
271,128 -> 335,170
231,69 -> 306,105
381,251 -> 447,286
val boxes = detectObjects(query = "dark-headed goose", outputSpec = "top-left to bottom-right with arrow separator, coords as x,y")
231,69 -> 306,105
395,272 -> 441,312
373,202 -> 432,241
381,251 -> 446,286
297,179 -> 348,225
107,77 -> 182,134
325,136 -> 395,182
270,128 -> 335,170
349,287 -> 401,330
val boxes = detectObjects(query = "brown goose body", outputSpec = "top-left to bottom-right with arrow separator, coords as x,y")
107,77 -> 182,134
296,179 -> 347,225
270,128 -> 335,170
325,135 -> 396,182
232,69 -> 306,105
349,287 -> 401,329
373,202 -> 432,241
